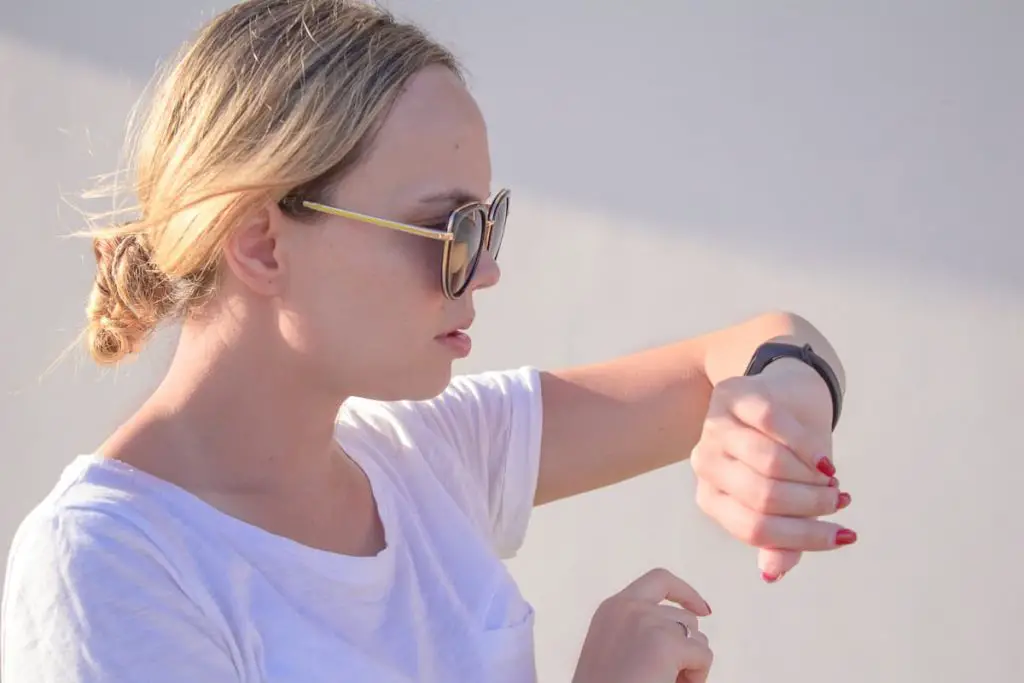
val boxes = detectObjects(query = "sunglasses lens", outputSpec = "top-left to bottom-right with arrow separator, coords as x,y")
447,208 -> 484,296
488,192 -> 509,259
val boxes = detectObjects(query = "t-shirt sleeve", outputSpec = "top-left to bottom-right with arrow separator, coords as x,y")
1,507 -> 239,683
422,367 -> 544,558
345,366 -> 544,559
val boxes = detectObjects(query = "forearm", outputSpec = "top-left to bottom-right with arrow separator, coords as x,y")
609,310 -> 845,469
538,337 -> 715,501
536,311 -> 844,504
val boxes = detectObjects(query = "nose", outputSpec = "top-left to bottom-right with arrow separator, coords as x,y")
467,250 -> 501,292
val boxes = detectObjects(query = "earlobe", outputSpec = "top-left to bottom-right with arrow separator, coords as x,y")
222,207 -> 285,296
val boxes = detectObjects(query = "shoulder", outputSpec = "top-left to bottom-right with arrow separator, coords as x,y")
5,462 -> 175,593
2,460 -> 239,682
3,456 -> 210,610
336,367 -> 544,558
338,366 -> 542,444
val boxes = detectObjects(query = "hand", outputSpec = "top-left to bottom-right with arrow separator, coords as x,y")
573,568 -> 714,683
690,358 -> 856,581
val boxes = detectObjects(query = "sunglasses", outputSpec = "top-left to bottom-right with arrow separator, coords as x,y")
298,189 -> 510,299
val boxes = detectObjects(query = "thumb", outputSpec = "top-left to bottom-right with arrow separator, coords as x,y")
758,548 -> 802,583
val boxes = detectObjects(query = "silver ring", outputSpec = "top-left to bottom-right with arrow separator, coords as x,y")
677,621 -> 692,638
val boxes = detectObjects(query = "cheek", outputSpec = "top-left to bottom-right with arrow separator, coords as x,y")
353,233 -> 443,299
282,234 -> 443,355
397,236 -> 446,291
276,233 -> 456,398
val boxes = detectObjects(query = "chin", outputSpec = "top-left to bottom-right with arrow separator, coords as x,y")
399,363 -> 455,402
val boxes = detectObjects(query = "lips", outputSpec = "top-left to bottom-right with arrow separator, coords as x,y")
437,318 -> 474,338
436,326 -> 473,358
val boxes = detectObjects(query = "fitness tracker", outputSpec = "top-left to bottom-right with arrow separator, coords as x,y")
743,342 -> 844,430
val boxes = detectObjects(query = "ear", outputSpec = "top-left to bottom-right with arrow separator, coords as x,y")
222,205 -> 285,297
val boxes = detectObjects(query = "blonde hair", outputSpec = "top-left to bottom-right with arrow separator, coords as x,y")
84,0 -> 461,364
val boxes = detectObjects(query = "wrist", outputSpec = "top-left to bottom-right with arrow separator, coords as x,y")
745,341 -> 844,430
765,326 -> 846,397
758,356 -> 814,380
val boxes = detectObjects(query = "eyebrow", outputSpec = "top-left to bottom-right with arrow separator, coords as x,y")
416,189 -> 485,207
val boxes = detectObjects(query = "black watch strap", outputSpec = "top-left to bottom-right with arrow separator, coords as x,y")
743,342 -> 843,431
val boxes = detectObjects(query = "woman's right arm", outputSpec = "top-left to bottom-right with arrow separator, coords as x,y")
1,508 -> 238,683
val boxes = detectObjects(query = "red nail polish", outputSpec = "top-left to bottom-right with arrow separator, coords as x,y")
761,572 -> 782,583
816,457 -> 836,477
837,492 -> 852,509
835,528 -> 858,546
828,477 -> 839,487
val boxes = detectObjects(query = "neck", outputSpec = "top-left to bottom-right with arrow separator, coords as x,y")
128,320 -> 349,495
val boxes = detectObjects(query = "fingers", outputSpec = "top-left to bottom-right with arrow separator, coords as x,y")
618,568 -> 712,616
694,373 -> 855,585
714,376 -> 834,476
696,450 -> 843,517
696,485 -> 858,551
671,633 -> 713,683
578,569 -> 715,683
649,605 -> 713,683
710,414 -> 833,486
654,604 -> 701,637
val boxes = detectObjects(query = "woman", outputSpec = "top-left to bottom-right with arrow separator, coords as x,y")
1,1 -> 853,681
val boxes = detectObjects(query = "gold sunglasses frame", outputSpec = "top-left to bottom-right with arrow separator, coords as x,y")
300,188 -> 510,299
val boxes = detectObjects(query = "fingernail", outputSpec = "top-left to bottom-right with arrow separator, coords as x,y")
761,571 -> 784,583
816,457 -> 836,477
837,492 -> 852,510
828,477 -> 839,488
703,600 -> 713,615
835,528 -> 858,546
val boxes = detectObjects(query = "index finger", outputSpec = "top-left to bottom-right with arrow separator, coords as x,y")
618,568 -> 712,616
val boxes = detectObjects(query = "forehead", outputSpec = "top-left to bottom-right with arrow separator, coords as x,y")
343,65 -> 491,206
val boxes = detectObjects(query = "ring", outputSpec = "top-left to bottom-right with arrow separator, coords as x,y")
677,621 -> 692,638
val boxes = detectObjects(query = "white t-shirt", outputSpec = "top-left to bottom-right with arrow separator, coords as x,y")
1,367 -> 544,683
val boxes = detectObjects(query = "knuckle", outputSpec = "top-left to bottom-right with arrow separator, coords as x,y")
821,488 -> 840,513
644,566 -> 673,584
730,509 -> 756,543
761,443 -> 791,478
689,443 -> 710,475
702,409 -> 733,435
742,514 -> 775,547
750,481 -> 784,513
713,375 -> 746,399
734,459 -> 780,510
745,394 -> 776,431
649,624 -> 681,654
741,480 -> 766,512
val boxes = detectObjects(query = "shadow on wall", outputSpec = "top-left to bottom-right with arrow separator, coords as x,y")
3,0 -> 1023,299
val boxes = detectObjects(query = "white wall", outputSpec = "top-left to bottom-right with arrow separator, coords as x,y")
2,1 -> 1022,681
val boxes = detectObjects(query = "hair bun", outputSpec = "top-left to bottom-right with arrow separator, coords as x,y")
86,228 -> 172,364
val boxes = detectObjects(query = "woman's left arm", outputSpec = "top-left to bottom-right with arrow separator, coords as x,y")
537,310 -> 848,576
